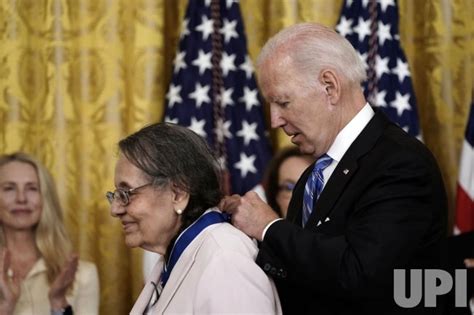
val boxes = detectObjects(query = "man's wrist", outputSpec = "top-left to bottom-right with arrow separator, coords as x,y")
261,218 -> 283,240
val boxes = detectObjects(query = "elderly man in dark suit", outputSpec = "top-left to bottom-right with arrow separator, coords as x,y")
220,23 -> 447,315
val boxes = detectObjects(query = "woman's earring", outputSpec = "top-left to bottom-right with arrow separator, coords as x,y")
175,208 -> 183,215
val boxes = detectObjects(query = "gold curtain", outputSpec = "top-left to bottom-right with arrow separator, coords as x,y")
0,0 -> 472,314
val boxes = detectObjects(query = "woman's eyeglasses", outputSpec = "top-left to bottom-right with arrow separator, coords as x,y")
105,182 -> 153,206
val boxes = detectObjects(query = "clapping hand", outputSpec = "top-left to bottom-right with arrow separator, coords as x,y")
48,254 -> 79,311
0,250 -> 20,315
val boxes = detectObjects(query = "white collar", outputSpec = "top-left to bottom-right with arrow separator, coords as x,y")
327,103 -> 374,162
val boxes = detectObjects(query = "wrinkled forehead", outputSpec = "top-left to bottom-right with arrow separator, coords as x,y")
257,54 -> 303,101
258,48 -> 294,73
258,52 -> 290,76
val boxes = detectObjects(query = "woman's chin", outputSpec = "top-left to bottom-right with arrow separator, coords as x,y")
141,245 -> 164,255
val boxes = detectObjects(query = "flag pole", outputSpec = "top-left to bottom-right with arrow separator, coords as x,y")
367,0 -> 378,105
210,0 -> 231,194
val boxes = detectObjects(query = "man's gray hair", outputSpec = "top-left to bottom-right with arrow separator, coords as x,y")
257,23 -> 366,87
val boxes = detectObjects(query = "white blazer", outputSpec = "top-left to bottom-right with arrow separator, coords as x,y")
131,221 -> 281,314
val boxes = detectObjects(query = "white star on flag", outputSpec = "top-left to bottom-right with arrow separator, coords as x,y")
390,92 -> 411,117
196,15 -> 214,40
234,153 -> 257,178
239,86 -> 259,111
375,55 -> 390,79
180,19 -> 190,39
375,90 -> 387,108
216,119 -> 232,142
192,49 -> 212,75
378,21 -> 392,46
166,84 -> 182,108
225,0 -> 238,9
164,116 -> 179,124
189,83 -> 210,108
358,52 -> 368,70
353,17 -> 371,42
379,0 -> 396,12
173,51 -> 187,74
336,17 -> 353,37
237,120 -> 259,145
219,87 -> 234,108
188,117 -> 207,138
239,55 -> 254,80
221,52 -> 237,76
392,58 -> 410,83
220,18 -> 238,43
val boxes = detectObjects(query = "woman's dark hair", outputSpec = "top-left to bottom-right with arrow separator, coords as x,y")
263,146 -> 312,217
118,122 -> 223,230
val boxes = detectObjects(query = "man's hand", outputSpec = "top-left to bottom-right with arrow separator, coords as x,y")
219,191 -> 279,241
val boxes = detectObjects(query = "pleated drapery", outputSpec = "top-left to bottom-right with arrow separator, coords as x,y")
0,1 -> 472,313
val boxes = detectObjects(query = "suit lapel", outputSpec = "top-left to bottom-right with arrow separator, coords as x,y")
306,155 -> 358,227
302,110 -> 390,228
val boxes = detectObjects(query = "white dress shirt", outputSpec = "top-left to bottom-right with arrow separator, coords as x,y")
262,103 -> 375,239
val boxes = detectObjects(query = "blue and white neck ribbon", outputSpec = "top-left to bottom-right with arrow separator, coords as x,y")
159,209 -> 229,288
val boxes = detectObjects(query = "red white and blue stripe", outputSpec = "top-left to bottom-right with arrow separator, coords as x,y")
455,100 -> 474,234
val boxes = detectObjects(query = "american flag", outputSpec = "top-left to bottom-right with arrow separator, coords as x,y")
335,0 -> 421,137
455,99 -> 474,234
163,0 -> 272,195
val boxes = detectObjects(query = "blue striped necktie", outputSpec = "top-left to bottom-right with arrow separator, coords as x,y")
302,154 -> 333,226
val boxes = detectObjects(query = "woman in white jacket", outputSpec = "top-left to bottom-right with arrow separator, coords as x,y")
108,122 -> 281,314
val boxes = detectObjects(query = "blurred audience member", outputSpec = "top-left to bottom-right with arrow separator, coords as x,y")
264,146 -> 313,217
0,152 -> 99,315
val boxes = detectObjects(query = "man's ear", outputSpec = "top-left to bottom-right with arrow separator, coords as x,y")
319,69 -> 341,105
171,183 -> 190,212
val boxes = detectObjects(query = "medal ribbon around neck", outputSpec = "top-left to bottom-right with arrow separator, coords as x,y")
160,210 -> 229,287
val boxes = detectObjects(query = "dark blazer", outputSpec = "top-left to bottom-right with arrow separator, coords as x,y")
257,110 -> 448,315
442,231 -> 474,315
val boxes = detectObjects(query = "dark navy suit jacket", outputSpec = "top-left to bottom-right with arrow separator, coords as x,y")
257,110 -> 448,315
